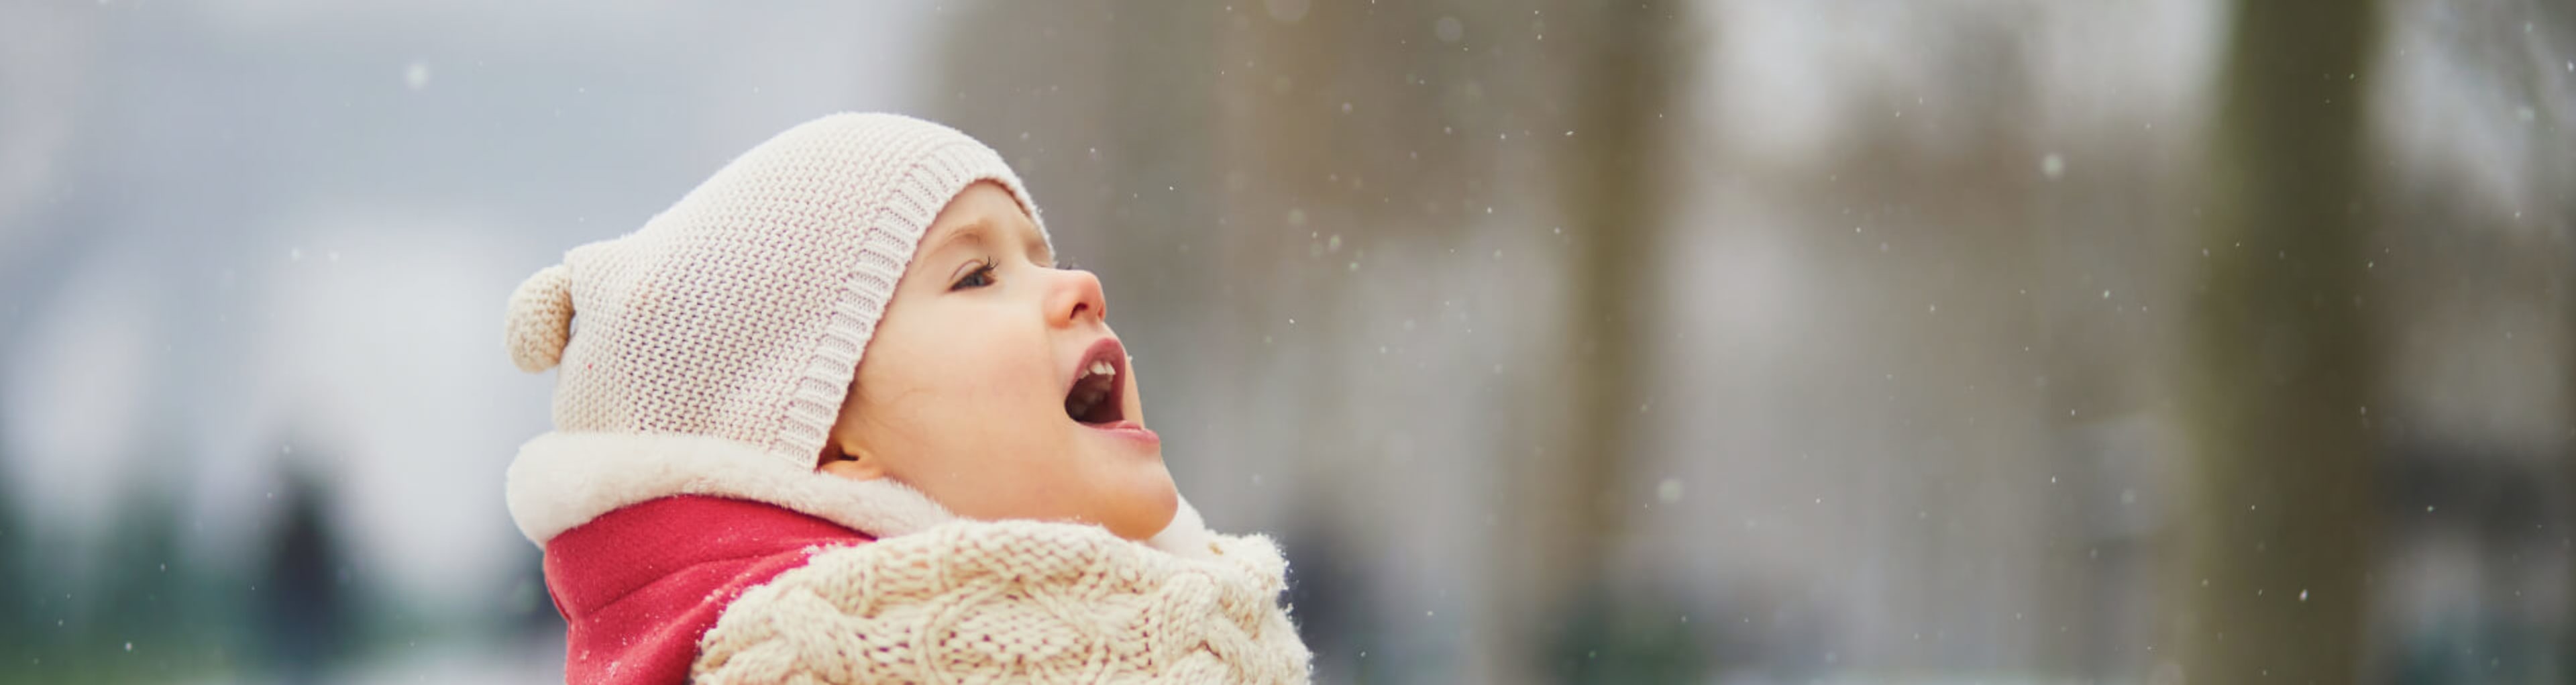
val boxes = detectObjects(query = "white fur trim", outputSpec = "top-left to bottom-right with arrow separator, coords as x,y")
504,431 -> 1224,557
504,431 -> 956,545
1148,495 -> 1224,562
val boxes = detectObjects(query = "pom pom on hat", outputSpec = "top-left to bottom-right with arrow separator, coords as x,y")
505,263 -> 575,372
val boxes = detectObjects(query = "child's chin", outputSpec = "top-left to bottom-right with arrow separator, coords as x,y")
1106,479 -> 1181,540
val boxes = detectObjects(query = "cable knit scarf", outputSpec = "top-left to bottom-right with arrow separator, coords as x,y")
505,431 -> 1312,684
694,519 -> 1307,684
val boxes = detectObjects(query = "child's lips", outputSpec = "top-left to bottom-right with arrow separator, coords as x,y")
1085,419 -> 1160,447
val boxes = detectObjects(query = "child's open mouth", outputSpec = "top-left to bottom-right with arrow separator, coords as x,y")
1064,337 -> 1130,426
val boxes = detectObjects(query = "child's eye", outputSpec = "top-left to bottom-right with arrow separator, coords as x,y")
949,262 -> 998,291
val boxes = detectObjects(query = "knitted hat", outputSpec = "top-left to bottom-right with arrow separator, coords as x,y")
502,112 -> 1046,470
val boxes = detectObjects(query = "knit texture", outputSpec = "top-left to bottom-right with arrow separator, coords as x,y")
500,113 -> 1046,468
692,520 -> 1311,684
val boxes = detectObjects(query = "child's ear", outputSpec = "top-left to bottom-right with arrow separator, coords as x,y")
816,440 -> 891,480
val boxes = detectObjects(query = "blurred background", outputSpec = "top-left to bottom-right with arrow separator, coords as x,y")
1,0 -> 2570,682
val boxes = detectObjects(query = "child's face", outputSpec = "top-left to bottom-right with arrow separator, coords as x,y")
818,182 -> 1178,541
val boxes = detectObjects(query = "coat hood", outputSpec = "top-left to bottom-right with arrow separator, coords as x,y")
503,430 -> 1222,558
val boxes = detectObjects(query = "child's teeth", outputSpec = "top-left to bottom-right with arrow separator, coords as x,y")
1089,360 -> 1115,376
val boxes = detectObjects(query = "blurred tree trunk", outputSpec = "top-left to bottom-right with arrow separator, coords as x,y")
2177,0 -> 2379,682
1505,1 -> 1688,681
0,455 -> 19,668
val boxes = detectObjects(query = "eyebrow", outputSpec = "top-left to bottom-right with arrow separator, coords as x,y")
921,217 -> 1053,266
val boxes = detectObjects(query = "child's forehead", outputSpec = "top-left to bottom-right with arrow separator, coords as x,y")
920,198 -> 1051,262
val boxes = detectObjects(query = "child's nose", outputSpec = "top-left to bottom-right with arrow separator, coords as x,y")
1046,269 -> 1108,327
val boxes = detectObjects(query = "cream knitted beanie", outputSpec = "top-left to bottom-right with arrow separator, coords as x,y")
502,113 -> 1045,469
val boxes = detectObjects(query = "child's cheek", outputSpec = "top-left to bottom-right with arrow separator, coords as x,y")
943,336 -> 1051,411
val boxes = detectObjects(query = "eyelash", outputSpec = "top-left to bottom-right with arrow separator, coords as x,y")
948,256 -> 1062,292
951,260 -> 998,291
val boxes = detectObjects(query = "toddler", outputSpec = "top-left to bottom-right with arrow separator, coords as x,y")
500,113 -> 1310,684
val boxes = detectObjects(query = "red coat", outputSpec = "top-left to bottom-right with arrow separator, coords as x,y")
542,496 -> 872,685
